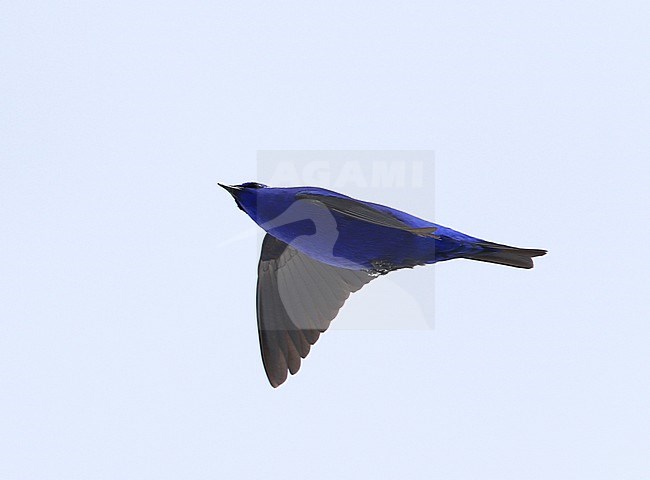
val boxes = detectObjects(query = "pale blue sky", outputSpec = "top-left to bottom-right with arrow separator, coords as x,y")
2,2 -> 649,479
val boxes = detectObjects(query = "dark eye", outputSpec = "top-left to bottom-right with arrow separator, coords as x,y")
240,182 -> 267,189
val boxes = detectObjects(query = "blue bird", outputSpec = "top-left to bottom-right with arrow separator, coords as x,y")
220,182 -> 546,387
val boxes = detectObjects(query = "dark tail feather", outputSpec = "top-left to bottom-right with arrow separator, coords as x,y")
464,241 -> 547,269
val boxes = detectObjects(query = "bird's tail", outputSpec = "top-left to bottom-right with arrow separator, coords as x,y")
463,241 -> 547,269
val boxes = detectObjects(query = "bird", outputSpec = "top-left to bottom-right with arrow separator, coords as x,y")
219,181 -> 546,387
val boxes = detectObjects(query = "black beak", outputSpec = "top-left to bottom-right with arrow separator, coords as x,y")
218,183 -> 243,196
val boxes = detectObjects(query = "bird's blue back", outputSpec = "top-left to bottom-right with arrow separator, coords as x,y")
237,186 -> 483,271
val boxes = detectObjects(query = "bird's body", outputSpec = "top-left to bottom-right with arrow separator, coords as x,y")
220,182 -> 546,386
254,186 -> 444,270
227,184 -> 535,271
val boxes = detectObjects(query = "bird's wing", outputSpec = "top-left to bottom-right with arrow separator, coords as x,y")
257,233 -> 374,387
295,192 -> 439,237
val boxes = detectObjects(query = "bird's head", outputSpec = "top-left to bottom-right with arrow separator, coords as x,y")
218,181 -> 268,215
